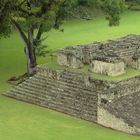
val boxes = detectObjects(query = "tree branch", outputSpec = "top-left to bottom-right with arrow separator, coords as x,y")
28,25 -> 34,45
14,6 -> 32,16
11,19 -> 29,47
36,24 -> 43,40
39,35 -> 48,42
18,0 -> 26,7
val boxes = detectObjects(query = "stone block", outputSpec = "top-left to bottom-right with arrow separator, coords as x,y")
90,60 -> 126,76
57,52 -> 68,66
57,51 -> 83,69
132,58 -> 140,70
70,56 -> 83,69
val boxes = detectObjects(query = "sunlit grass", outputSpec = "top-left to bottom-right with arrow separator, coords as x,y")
0,10 -> 140,140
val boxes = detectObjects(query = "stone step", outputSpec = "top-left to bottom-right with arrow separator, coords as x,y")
117,48 -> 136,52
118,50 -> 136,54
10,88 -> 46,101
6,89 -> 97,116
23,76 -> 96,96
18,81 -> 97,104
6,91 -> 73,113
6,91 -> 43,105
20,84 -> 97,103
62,72 -> 86,80
34,73 -> 85,87
119,54 -> 134,57
29,73 -> 96,92
10,78 -> 97,105
5,71 -> 98,122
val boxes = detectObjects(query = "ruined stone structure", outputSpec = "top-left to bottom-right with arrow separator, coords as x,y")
4,35 -> 140,135
57,35 -> 140,76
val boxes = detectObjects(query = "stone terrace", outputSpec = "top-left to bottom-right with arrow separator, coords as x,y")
58,34 -> 140,64
57,34 -> 140,76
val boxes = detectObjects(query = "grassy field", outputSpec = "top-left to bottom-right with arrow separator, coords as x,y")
0,10 -> 140,140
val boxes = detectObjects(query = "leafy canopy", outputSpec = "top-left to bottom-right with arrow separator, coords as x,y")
0,0 -> 72,38
0,0 -> 126,39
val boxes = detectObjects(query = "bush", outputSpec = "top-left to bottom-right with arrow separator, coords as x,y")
78,0 -> 98,6
126,0 -> 140,11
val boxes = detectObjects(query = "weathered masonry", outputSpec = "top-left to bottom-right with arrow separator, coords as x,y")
5,35 -> 140,135
5,65 -> 140,135
57,35 -> 140,76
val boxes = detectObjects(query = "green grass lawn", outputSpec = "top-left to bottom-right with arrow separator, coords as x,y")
0,10 -> 140,140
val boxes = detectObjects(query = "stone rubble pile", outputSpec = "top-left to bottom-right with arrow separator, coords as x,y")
57,34 -> 140,76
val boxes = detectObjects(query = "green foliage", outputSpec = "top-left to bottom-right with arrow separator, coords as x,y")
126,0 -> 140,4
136,0 -> 140,4
35,44 -> 48,57
0,10 -> 140,140
0,0 -> 126,40
0,0 -> 126,75
126,0 -> 140,11
78,0 -> 99,6
0,0 -> 75,58
100,0 -> 126,26
62,0 -> 126,26
0,0 -> 14,38
56,0 -> 78,20
19,0 -> 65,32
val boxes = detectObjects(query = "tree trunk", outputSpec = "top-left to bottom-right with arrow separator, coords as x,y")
27,25 -> 37,76
24,44 -> 36,76
11,19 -> 37,76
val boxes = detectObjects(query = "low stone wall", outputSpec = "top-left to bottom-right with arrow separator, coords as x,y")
90,60 -> 125,76
97,106 -> 140,135
57,52 -> 83,69
98,75 -> 140,103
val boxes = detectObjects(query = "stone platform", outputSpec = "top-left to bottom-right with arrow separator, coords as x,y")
4,65 -> 140,135
57,35 -> 140,76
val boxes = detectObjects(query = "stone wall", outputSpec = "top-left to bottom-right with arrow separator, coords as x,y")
57,35 -> 140,76
98,75 -> 140,103
57,51 -> 83,69
90,60 -> 125,76
100,92 -> 140,135
97,106 -> 140,135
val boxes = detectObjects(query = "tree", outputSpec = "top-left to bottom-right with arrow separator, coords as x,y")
0,0 -> 69,76
77,0 -> 99,6
0,0 -> 125,76
126,0 -> 140,4
100,0 -> 126,26
71,0 -> 125,25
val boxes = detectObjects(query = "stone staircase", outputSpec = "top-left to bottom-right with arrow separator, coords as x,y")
5,70 -> 98,122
